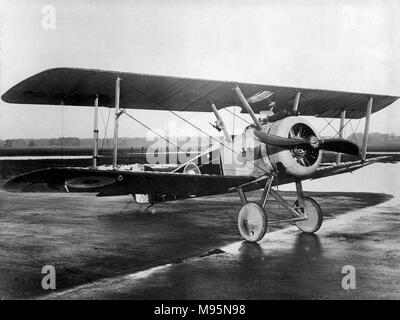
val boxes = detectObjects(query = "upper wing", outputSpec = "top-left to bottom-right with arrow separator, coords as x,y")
2,67 -> 398,119
2,167 -> 255,197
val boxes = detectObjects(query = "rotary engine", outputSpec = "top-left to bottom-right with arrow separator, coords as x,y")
261,116 -> 322,177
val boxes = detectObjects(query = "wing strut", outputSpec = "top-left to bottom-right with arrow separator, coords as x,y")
233,85 -> 263,130
292,92 -> 301,112
361,97 -> 373,160
210,101 -> 232,143
93,95 -> 99,168
113,77 -> 121,168
336,109 -> 346,164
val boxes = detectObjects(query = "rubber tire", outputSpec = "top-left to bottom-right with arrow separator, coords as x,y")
238,202 -> 268,242
293,197 -> 323,233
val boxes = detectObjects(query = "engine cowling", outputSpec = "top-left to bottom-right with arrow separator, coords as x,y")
266,116 -> 322,177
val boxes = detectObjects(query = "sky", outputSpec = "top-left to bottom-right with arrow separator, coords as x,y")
0,0 -> 400,140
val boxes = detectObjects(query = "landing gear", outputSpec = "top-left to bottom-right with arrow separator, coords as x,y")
293,197 -> 323,233
238,202 -> 268,242
236,176 -> 323,242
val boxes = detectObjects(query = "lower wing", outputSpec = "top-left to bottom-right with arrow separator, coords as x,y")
3,154 -> 398,197
309,154 -> 399,181
2,167 -> 255,198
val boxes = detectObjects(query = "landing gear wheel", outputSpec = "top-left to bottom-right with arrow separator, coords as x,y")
293,197 -> 323,233
238,202 -> 268,242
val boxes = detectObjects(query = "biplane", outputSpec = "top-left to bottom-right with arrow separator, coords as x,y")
2,67 -> 399,242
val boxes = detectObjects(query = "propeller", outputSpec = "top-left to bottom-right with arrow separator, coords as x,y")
253,128 -> 360,157
317,138 -> 360,156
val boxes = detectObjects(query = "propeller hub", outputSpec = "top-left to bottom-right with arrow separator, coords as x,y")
308,136 -> 320,149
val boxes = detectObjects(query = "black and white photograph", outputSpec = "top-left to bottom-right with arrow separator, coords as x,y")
0,0 -> 399,306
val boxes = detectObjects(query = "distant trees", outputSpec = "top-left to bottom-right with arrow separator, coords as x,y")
4,140 -> 13,147
347,132 -> 400,145
4,139 -> 27,147
48,137 -> 81,146
1,134 -> 398,149
63,137 -> 81,146
0,137 -> 154,148
2,137 -> 81,148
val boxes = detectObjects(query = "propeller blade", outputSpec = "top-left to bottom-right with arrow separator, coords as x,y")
254,129 -> 307,147
320,139 -> 360,157
254,129 -> 361,157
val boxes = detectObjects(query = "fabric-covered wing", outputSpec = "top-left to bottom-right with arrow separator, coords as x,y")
2,167 -> 255,197
308,155 -> 399,181
2,68 -> 398,119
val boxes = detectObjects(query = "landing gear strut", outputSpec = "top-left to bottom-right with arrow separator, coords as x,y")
236,176 -> 323,242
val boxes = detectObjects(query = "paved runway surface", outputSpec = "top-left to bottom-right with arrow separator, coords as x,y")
42,193 -> 400,300
0,163 -> 399,299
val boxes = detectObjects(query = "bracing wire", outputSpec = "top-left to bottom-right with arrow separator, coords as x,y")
318,118 -> 335,136
101,107 -> 112,152
321,117 -> 341,137
124,111 -> 189,155
333,119 -> 353,138
224,108 -> 251,125
122,81 -> 268,174
349,118 -> 362,145
141,111 -> 202,152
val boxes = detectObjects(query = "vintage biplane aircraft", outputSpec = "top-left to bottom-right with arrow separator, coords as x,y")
2,68 -> 399,242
